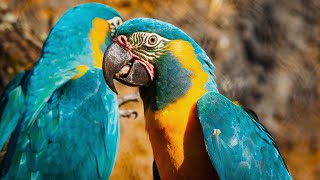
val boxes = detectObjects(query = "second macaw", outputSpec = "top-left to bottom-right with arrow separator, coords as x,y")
103,18 -> 292,180
0,3 -> 123,179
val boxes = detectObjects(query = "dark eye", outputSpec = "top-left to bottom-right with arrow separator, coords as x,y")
116,19 -> 121,26
148,35 -> 158,45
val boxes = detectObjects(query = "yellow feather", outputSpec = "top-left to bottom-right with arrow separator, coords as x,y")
71,65 -> 89,80
233,100 -> 241,106
71,18 -> 109,80
89,18 -> 110,69
145,40 -> 214,178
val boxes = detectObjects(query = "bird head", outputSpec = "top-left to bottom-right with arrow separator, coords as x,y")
40,3 -> 123,77
103,18 -> 217,96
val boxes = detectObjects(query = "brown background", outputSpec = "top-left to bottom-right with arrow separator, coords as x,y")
0,0 -> 319,179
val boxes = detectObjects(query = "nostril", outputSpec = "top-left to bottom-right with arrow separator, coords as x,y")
117,35 -> 127,46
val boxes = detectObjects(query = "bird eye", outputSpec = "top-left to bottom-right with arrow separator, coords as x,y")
116,18 -> 122,26
148,35 -> 158,46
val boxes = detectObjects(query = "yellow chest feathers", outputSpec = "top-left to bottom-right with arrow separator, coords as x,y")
145,40 -> 215,178
146,40 -> 209,139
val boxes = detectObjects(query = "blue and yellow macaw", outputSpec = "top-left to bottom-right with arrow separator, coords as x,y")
0,3 -> 123,179
103,18 -> 292,180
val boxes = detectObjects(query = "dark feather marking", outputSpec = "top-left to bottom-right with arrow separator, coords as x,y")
0,123 -> 22,177
153,159 -> 161,180
0,137 -> 10,163
243,107 -> 290,171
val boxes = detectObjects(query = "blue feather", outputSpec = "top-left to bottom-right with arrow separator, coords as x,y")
197,92 -> 292,180
0,3 -> 122,179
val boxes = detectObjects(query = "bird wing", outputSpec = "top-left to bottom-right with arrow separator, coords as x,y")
99,90 -> 120,178
0,71 -> 27,176
1,75 -> 120,179
0,63 -> 81,178
0,71 -> 27,152
197,92 -> 291,180
23,59 -> 81,128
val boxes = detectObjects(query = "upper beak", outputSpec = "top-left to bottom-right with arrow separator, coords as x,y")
102,42 -> 151,94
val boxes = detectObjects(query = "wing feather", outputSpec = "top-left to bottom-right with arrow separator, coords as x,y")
197,92 -> 291,180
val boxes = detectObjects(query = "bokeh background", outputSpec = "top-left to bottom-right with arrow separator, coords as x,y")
0,0 -> 319,179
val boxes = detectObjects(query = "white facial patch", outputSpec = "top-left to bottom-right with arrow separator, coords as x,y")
107,16 -> 123,36
127,32 -> 170,61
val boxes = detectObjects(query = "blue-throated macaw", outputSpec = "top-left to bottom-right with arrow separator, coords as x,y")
102,18 -> 292,180
0,3 -> 123,179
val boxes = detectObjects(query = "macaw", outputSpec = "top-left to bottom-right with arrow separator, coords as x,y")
102,18 -> 292,180
0,3 -> 123,179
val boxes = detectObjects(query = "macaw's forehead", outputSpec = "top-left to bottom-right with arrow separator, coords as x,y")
60,3 -> 122,25
115,18 -> 192,42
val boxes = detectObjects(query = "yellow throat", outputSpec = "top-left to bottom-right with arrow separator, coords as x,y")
145,40 -> 217,179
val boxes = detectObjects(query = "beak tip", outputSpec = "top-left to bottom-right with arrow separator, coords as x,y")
107,80 -> 119,94
113,88 -> 119,95
103,74 -> 119,95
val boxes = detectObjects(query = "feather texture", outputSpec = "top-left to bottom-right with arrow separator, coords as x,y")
0,3 -> 122,179
197,92 -> 291,179
111,18 -> 292,180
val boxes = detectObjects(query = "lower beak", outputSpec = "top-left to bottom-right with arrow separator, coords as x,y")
102,42 -> 151,94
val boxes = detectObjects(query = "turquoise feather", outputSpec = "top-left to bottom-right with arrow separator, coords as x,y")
0,3 -> 122,179
114,18 -> 292,179
197,92 -> 291,179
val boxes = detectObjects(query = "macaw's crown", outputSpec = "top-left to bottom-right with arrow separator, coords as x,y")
115,18 -> 202,51
40,3 -> 123,69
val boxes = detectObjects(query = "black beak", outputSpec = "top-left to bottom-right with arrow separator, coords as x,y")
102,42 -> 151,94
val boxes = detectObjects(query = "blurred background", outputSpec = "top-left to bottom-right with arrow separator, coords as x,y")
0,0 -> 319,179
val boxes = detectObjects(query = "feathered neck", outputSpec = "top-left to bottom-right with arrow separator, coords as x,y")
140,39 -> 218,111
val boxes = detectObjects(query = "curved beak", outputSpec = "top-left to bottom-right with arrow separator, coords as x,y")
102,42 -> 151,94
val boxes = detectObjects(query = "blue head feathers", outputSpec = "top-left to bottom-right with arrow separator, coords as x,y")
115,18 -> 218,92
41,3 -> 123,68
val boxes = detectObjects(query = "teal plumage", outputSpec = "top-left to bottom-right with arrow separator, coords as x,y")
198,92 -> 290,179
103,18 -> 292,179
116,18 -> 218,91
0,3 -> 122,179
